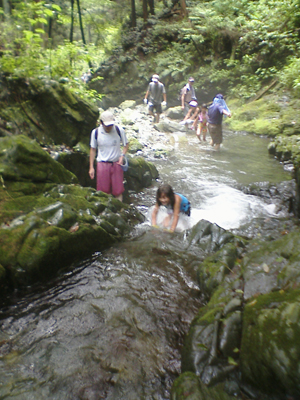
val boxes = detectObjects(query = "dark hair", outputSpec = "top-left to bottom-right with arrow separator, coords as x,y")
156,184 -> 175,209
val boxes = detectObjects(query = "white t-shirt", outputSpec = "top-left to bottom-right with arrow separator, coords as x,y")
90,125 -> 127,162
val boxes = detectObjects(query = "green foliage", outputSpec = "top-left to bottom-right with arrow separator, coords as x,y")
279,57 -> 300,97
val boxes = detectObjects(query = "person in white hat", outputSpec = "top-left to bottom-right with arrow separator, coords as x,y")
89,110 -> 129,201
180,77 -> 197,117
144,74 -> 167,123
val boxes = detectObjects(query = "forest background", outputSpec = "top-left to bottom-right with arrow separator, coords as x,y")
1,0 -> 300,106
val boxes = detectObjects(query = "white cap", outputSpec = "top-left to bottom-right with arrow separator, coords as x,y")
152,74 -> 159,82
101,111 -> 115,126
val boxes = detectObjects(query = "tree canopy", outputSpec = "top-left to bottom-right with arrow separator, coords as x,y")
1,0 -> 300,101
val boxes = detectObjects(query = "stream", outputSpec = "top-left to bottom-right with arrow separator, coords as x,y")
0,125 -> 294,399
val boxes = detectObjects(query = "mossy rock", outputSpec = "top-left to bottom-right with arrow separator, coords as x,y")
125,156 -> 159,190
268,134 -> 300,166
0,135 -> 77,184
0,179 -> 144,288
171,372 -> 237,400
197,242 -> 241,298
128,137 -> 143,154
119,100 -> 136,109
240,289 -> 300,398
242,228 -> 300,299
0,76 -> 98,146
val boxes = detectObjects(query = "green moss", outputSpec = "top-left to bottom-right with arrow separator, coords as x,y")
128,137 -> 143,153
240,289 -> 300,396
171,372 -> 236,400
197,243 -> 240,297
227,96 -> 300,138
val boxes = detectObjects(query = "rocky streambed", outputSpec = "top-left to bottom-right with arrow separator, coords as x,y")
1,76 -> 300,399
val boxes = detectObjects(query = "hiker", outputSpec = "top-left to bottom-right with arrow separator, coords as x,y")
179,100 -> 200,129
207,94 -> 231,151
144,74 -> 167,123
89,110 -> 129,202
193,103 -> 208,140
151,184 -> 191,232
181,77 -> 197,116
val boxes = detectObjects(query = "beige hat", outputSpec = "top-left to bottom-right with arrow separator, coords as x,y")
101,110 -> 115,126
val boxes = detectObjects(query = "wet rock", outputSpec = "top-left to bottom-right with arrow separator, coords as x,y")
119,100 -> 136,110
219,311 -> 242,358
165,106 -> 183,120
240,290 -> 300,398
171,371 -> 236,400
155,120 -> 186,133
0,76 -> 98,146
0,135 -> 77,184
188,220 -> 235,253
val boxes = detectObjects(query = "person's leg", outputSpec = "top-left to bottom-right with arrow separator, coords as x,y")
196,124 -> 201,141
203,126 -> 207,141
210,124 -> 222,150
96,162 -> 111,194
148,105 -> 155,119
111,163 -> 125,200
155,104 -> 162,123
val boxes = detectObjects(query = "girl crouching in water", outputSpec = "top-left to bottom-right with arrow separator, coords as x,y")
151,184 -> 191,232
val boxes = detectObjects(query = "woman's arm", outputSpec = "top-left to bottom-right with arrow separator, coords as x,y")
222,109 -> 231,118
151,204 -> 159,226
170,194 -> 181,232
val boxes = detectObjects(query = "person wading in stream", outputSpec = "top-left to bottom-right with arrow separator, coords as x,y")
89,110 -> 129,202
181,77 -> 197,117
207,94 -> 231,151
144,74 -> 167,123
151,184 -> 191,232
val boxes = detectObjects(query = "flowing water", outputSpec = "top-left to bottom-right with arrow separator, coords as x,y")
0,128 -> 294,400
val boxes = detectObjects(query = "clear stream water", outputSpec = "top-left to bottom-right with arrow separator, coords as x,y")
0,129 -> 293,399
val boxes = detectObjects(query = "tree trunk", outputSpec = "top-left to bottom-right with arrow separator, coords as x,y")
143,0 -> 148,22
2,0 -> 10,16
76,0 -> 86,44
70,0 -> 74,42
148,0 -> 154,15
180,0 -> 188,17
131,0 -> 136,27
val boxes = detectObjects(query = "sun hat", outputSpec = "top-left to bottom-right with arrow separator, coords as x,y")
121,155 -> 129,172
189,100 -> 198,107
101,110 -> 115,126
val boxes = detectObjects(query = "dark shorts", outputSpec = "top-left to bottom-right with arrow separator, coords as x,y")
149,103 -> 162,114
96,161 -> 124,196
208,123 -> 223,144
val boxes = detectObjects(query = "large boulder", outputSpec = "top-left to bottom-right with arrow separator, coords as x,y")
0,135 -> 144,290
175,221 -> 300,400
0,76 -> 99,146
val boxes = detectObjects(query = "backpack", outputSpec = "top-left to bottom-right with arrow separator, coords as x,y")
95,125 -> 122,142
178,85 -> 189,101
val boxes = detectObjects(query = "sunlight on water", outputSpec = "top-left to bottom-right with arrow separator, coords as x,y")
143,130 -> 292,231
